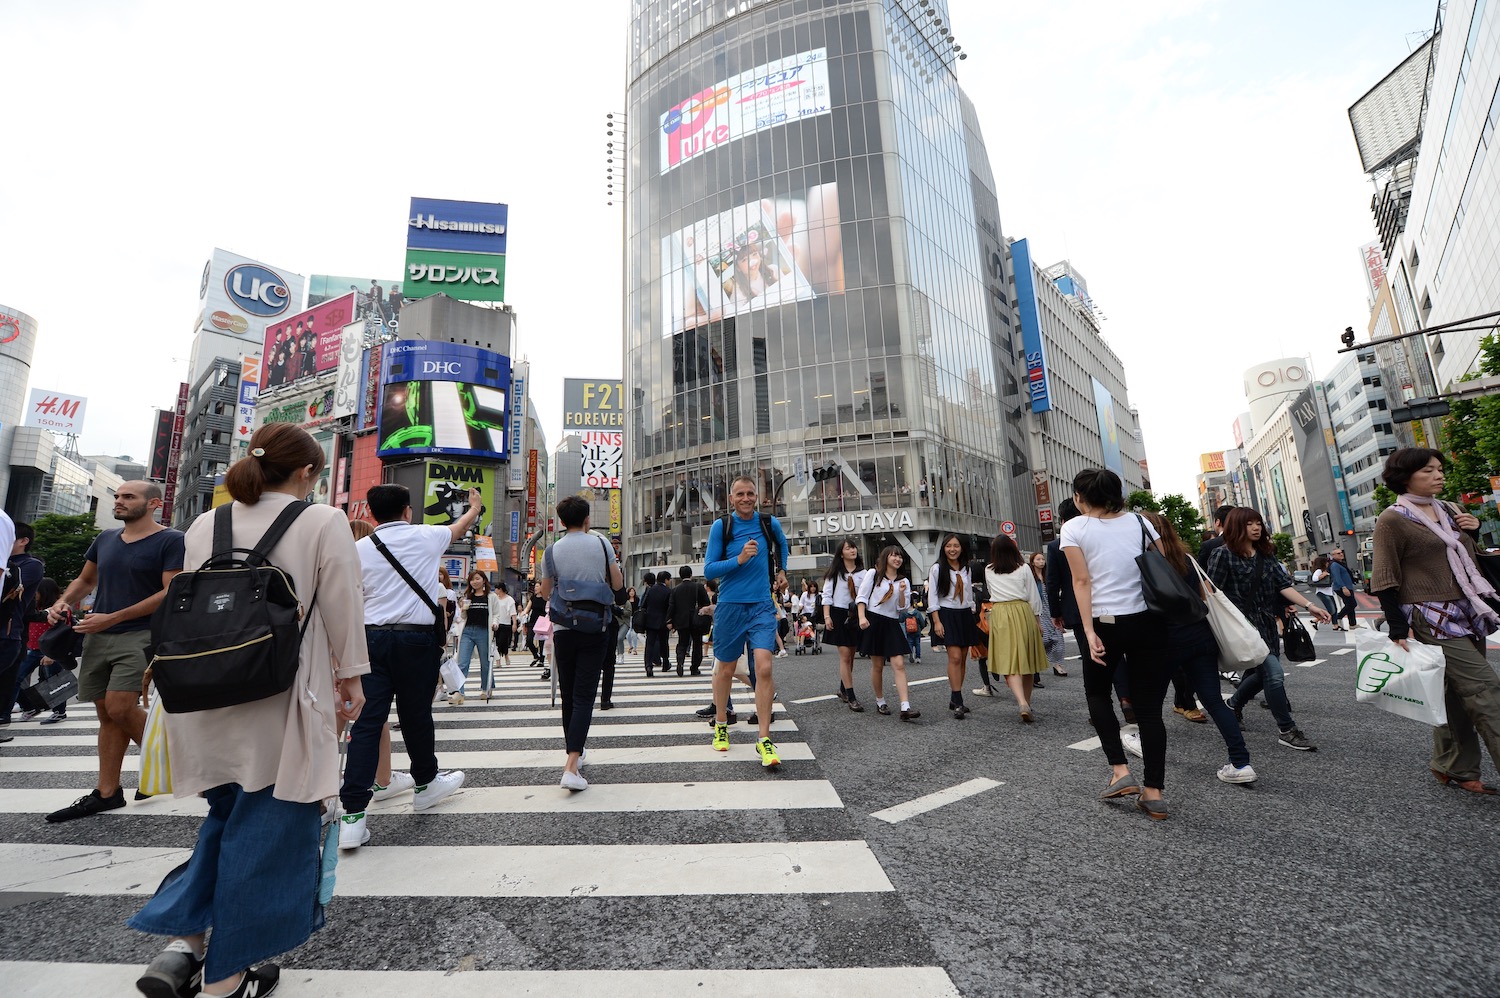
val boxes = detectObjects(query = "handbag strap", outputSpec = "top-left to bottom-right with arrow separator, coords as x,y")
1136,514 -> 1151,553
1190,556 -> 1218,594
371,532 -> 442,623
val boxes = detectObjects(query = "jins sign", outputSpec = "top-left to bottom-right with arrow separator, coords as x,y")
809,509 -> 916,535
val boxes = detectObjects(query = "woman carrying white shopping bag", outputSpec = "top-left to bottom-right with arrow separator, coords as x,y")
1370,448 -> 1500,796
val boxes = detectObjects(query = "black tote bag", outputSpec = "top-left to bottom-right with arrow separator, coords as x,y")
1134,515 -> 1208,624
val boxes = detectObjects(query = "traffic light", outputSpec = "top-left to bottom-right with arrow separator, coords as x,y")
811,463 -> 839,482
1342,530 -> 1355,536
1340,327 -> 1356,349
1390,397 -> 1451,422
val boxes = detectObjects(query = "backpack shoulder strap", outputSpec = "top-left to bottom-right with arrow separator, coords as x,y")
212,505 -> 234,561
247,501 -> 312,567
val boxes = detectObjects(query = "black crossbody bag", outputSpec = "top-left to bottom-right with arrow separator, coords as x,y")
371,533 -> 449,646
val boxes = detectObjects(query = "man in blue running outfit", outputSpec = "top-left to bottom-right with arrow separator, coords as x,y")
706,476 -> 788,767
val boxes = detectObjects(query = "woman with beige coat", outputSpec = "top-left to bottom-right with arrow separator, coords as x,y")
129,423 -> 369,998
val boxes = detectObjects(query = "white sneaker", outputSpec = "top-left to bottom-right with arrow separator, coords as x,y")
338,812 -> 370,849
560,769 -> 589,792
1217,763 -> 1258,784
1121,732 -> 1143,759
371,771 -> 415,802
971,686 -> 995,697
576,749 -> 587,770
412,771 -> 465,811
775,649 -> 787,658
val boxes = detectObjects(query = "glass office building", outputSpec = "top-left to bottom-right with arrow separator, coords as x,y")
625,0 -> 1034,574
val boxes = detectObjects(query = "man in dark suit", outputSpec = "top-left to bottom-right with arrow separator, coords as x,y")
668,565 -> 710,676
640,570 -> 673,677
1197,505 -> 1234,570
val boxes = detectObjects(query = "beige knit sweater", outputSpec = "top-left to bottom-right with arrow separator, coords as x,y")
1369,505 -> 1480,602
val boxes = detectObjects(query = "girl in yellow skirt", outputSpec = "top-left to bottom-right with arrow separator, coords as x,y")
984,534 -> 1048,722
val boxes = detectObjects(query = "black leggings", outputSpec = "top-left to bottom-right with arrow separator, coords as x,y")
1084,611 -> 1171,789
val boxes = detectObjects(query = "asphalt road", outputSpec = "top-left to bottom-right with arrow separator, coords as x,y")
1,614 -> 1498,997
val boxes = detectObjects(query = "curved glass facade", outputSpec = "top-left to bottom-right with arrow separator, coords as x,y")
625,0 -> 1023,572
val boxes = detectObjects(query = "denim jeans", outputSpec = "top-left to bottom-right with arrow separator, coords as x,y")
340,628 -> 442,815
1338,591 -> 1359,628
457,625 -> 492,690
554,628 -> 607,753
128,783 -> 322,983
1228,652 -> 1295,731
1315,592 -> 1337,619
1084,611 -> 1171,789
907,630 -> 922,660
1170,621 -> 1251,767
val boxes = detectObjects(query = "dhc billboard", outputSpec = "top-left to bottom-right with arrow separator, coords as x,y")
377,341 -> 512,460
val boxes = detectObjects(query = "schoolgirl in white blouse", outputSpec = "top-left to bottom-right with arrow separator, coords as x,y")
927,533 -> 982,719
821,537 -> 868,712
857,545 -> 920,720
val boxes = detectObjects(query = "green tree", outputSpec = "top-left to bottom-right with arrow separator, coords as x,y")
1270,532 -> 1295,568
1440,334 -> 1500,500
1373,484 -> 1398,513
30,513 -> 100,585
1125,489 -> 1160,513
1160,494 -> 1206,555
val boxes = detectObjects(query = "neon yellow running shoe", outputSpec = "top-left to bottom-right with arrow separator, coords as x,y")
712,723 -> 730,752
756,737 -> 781,768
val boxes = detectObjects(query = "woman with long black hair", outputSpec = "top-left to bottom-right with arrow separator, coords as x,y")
821,536 -> 867,711
1208,507 -> 1330,754
928,533 -> 980,719
857,545 -> 919,720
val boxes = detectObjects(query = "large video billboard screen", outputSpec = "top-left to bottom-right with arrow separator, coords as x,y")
661,182 -> 843,335
262,293 -> 357,389
308,274 -> 403,324
377,341 -> 510,459
659,48 -> 831,174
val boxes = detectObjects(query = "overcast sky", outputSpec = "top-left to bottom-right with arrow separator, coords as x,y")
2,0 -> 1430,499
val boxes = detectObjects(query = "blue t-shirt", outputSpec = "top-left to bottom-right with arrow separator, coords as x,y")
83,527 -> 186,633
705,513 -> 788,606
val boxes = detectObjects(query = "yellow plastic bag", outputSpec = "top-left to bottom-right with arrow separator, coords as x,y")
139,685 -> 173,796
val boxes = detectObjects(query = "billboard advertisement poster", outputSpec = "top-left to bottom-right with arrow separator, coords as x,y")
1200,452 -> 1226,474
359,343 -> 384,430
406,198 -> 508,255
526,449 -> 538,530
308,274 -> 402,325
312,430 -> 337,505
1090,377 -> 1123,476
402,248 -> 507,303
162,382 -> 190,524
474,536 -> 498,574
1010,239 -> 1053,413
581,431 -> 623,489
23,389 -> 86,434
200,248 -> 306,342
441,555 -> 471,583
562,379 -> 624,430
262,293 -> 356,390
661,182 -> 843,335
659,48 -> 830,174
609,489 -> 621,534
236,355 -> 260,452
377,341 -> 510,459
423,459 -> 495,538
256,384 -> 336,431
508,362 -> 528,490
148,409 -> 174,481
331,322 -> 364,420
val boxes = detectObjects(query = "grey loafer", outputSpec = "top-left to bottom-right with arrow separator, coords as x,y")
1136,797 -> 1169,821
1100,773 -> 1140,799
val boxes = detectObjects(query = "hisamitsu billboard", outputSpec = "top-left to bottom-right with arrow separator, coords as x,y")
406,198 -> 508,256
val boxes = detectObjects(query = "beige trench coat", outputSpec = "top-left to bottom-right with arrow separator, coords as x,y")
164,492 -> 371,803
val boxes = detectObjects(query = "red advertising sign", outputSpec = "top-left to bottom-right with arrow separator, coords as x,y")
360,343 -> 383,429
161,382 -> 190,524
262,293 -> 356,390
148,409 -> 174,481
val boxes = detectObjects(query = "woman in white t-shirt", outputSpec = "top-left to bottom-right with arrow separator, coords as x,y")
1059,468 -> 1172,821
983,535 -> 1048,723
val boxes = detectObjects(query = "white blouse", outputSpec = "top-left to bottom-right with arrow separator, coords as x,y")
985,563 -> 1044,616
927,562 -> 974,610
821,567 -> 867,610
858,572 -> 911,620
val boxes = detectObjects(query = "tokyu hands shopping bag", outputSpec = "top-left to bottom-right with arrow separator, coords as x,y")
1354,629 -> 1447,727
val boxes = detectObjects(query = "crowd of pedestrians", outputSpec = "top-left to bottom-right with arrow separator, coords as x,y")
5,435 -> 1496,995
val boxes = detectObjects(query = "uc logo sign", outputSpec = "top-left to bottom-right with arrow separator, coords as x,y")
225,264 -> 291,318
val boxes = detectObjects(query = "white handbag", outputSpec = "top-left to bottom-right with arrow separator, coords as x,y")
1354,629 -> 1448,726
1191,559 -> 1270,670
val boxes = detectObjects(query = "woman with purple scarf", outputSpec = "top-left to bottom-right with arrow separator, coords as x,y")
1371,448 -> 1500,796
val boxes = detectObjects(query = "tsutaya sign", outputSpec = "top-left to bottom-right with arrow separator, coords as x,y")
809,509 -> 916,535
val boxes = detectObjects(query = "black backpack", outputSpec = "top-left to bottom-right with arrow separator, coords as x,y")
150,502 -> 316,713
716,512 -> 780,587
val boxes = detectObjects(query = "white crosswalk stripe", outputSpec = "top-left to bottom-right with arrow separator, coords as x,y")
0,662 -> 957,993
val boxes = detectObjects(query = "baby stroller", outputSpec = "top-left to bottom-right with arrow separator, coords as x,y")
794,615 -> 821,655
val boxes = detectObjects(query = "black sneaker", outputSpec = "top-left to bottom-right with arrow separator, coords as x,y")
135,942 -> 203,998
599,701 -> 615,710
219,964 -> 280,997
46,787 -> 126,823
1278,727 -> 1317,751
695,704 -> 715,718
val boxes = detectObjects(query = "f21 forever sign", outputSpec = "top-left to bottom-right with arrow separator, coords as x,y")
563,379 -> 622,490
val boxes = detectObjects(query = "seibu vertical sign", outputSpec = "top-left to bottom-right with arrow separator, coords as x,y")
161,382 -> 190,524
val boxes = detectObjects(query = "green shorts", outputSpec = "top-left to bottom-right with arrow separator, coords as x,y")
77,630 -> 152,702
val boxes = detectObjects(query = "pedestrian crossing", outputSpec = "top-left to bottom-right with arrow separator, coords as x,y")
0,662 -> 960,996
